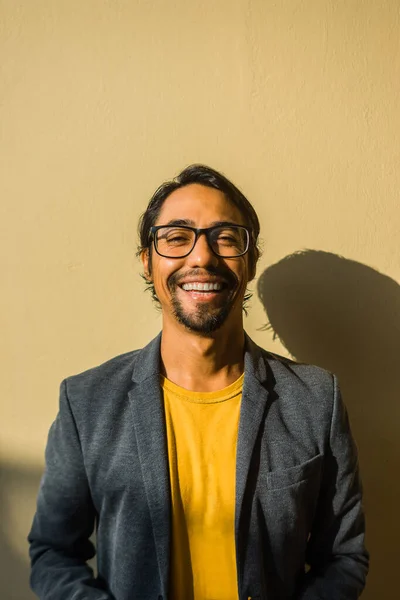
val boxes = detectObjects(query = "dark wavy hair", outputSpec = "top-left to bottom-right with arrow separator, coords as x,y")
137,164 -> 261,310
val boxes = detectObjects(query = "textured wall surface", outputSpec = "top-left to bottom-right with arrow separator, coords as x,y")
1,1 -> 399,598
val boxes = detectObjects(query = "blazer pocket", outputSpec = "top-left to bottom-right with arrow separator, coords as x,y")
265,453 -> 323,491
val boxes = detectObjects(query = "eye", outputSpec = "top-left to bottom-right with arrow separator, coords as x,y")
157,228 -> 193,245
167,234 -> 190,244
215,229 -> 241,245
220,234 -> 237,242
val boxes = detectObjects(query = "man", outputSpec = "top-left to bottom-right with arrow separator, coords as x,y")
28,165 -> 368,600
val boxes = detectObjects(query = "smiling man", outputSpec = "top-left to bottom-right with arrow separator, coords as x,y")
28,165 -> 368,600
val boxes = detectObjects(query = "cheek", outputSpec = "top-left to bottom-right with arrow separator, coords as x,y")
152,259 -> 182,294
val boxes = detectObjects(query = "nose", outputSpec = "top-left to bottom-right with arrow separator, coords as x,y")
186,231 -> 219,267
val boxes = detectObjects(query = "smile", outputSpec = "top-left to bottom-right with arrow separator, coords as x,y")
181,282 -> 223,291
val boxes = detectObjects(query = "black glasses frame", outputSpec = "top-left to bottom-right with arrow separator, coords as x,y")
149,224 -> 252,259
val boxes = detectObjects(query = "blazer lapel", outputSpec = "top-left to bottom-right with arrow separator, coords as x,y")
235,335 -> 272,596
128,333 -> 171,598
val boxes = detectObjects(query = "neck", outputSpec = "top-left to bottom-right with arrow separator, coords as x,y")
160,320 -> 245,392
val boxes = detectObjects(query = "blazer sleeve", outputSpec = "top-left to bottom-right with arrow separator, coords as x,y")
28,379 -> 114,600
297,376 -> 369,600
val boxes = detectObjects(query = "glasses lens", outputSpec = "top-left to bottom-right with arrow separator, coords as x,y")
210,226 -> 249,257
155,227 -> 196,257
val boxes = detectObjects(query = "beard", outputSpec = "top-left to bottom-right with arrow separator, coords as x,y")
171,293 -> 235,334
168,268 -> 238,335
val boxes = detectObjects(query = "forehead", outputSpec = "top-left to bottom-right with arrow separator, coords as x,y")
155,184 -> 245,226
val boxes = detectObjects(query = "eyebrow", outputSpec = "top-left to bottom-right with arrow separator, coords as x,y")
161,219 -> 243,228
163,219 -> 195,227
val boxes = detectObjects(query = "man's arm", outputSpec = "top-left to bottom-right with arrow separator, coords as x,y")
28,379 -> 113,600
298,376 -> 369,599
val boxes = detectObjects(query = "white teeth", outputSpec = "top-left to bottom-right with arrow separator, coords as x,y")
182,282 -> 223,291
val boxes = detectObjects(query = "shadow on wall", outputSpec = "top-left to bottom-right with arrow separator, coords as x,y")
0,462 -> 41,600
257,249 -> 400,600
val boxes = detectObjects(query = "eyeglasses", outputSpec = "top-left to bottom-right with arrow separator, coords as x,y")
150,224 -> 251,259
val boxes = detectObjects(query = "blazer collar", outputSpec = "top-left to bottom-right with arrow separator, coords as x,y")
131,332 -> 162,382
237,334 -> 272,596
128,332 -> 169,597
131,330 -> 269,384
243,332 -> 268,383
129,330 -> 272,598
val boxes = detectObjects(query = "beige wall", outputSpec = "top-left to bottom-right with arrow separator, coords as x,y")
1,1 -> 399,597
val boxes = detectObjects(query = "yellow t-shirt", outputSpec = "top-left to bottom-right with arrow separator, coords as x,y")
162,373 -> 243,600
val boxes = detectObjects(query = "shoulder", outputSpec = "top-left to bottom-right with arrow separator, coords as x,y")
64,333 -> 162,403
265,349 -> 334,392
246,335 -> 336,421
61,332 -> 162,422
65,348 -> 141,399
60,348 -> 149,442
247,334 -> 334,388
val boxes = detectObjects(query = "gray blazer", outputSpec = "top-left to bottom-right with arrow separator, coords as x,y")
28,333 -> 368,600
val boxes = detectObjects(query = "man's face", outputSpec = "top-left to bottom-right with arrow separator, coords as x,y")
142,184 -> 252,335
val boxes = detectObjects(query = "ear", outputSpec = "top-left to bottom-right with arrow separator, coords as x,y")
140,248 -> 152,282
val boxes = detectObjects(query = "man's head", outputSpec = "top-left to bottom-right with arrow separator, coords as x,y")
138,164 -> 261,335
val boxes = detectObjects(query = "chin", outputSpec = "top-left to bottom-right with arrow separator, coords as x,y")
172,302 -> 232,335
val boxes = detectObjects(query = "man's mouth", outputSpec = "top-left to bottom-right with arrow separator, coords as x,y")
181,282 -> 224,292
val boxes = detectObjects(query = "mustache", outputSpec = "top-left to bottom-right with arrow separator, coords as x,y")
168,267 -> 238,289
